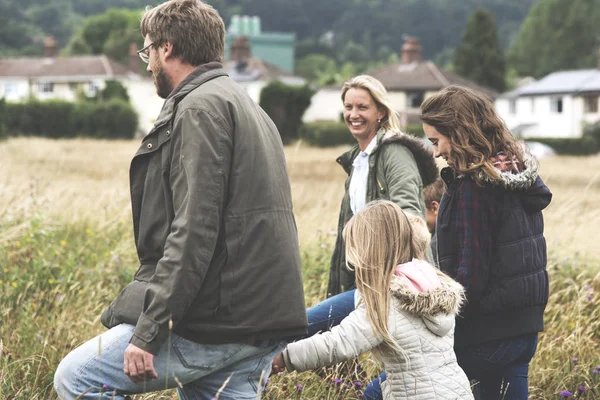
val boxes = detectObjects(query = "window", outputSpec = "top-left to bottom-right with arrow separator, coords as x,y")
38,81 -> 54,93
584,95 -> 599,114
509,99 -> 517,114
4,82 -> 18,96
551,97 -> 563,113
407,91 -> 424,108
85,82 -> 99,97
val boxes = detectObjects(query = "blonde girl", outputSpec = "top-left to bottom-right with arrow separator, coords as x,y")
273,201 -> 473,400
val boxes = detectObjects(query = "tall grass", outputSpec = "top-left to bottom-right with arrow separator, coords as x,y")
0,138 -> 599,399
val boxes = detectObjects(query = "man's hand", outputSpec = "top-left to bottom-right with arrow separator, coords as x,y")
271,353 -> 286,375
123,343 -> 158,384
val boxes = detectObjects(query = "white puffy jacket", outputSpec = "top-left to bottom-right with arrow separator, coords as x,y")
283,269 -> 474,399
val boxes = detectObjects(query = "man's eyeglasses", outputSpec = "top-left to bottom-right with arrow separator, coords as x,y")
137,42 -> 154,64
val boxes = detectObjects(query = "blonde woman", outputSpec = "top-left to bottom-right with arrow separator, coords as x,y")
273,201 -> 474,400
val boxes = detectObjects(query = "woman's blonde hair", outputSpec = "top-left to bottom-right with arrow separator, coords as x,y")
343,200 -> 429,352
341,75 -> 403,133
420,85 -> 524,185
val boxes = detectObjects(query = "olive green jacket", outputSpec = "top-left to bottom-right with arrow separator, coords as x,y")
327,129 -> 438,296
101,63 -> 307,354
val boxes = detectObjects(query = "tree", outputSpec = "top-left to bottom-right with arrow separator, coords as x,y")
454,8 -> 506,92
65,8 -> 143,65
259,82 -> 314,144
509,0 -> 600,78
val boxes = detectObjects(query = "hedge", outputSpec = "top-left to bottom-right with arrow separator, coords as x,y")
299,121 -> 425,147
530,124 -> 600,155
1,98 -> 138,139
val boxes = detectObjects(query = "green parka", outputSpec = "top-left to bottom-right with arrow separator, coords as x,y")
101,63 -> 307,354
327,129 -> 439,296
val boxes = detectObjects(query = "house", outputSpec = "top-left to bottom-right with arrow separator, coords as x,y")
225,15 -> 296,74
495,55 -> 600,139
223,36 -> 306,103
303,37 -> 496,125
0,37 -> 163,135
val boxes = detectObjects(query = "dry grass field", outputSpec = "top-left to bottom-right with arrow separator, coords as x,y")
1,137 -> 599,399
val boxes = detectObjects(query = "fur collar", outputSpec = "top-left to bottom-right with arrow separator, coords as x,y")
476,152 -> 539,191
389,269 -> 465,316
379,130 -> 439,187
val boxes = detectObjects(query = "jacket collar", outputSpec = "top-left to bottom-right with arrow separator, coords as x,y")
336,129 -> 439,187
148,62 -> 228,136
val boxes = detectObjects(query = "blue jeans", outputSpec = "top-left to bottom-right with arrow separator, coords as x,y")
306,289 -> 356,336
54,324 -> 285,400
306,290 -> 385,399
456,333 -> 539,400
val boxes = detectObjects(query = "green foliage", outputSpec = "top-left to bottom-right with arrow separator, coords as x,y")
299,122 -> 425,147
299,122 -> 354,147
509,0 -> 600,78
2,99 -> 138,139
454,8 -> 506,92
100,80 -> 130,102
0,216 -> 136,398
0,98 -> 7,139
295,54 -> 337,83
65,8 -> 143,68
259,81 -> 315,144
2,0 -> 538,73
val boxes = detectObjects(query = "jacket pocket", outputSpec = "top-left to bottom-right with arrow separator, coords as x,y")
172,336 -> 246,370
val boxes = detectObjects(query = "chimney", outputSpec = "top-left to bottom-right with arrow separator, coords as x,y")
44,36 -> 58,58
230,36 -> 251,62
129,43 -> 140,73
401,36 -> 421,65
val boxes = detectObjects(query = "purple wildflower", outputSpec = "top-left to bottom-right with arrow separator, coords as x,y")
578,386 -> 587,394
572,357 -> 578,362
560,390 -> 573,398
354,381 -> 363,389
295,383 -> 303,392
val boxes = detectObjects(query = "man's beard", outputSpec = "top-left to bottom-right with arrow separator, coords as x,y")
154,65 -> 174,99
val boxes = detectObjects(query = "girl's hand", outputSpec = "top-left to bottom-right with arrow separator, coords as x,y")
271,353 -> 286,375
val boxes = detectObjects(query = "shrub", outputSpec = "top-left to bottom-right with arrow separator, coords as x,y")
259,81 -> 315,144
2,99 -> 138,139
0,98 -> 7,139
100,80 -> 130,102
299,121 -> 354,147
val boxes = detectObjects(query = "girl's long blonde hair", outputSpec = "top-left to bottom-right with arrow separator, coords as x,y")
343,200 -> 428,352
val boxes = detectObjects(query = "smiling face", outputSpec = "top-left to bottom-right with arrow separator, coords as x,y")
423,123 -> 453,166
343,88 -> 385,148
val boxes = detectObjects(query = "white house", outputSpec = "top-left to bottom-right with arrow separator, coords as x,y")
303,37 -> 495,125
496,64 -> 600,139
0,36 -> 305,135
0,38 -> 164,135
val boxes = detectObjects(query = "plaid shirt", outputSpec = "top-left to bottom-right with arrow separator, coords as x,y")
440,153 -> 519,315
452,179 -> 497,315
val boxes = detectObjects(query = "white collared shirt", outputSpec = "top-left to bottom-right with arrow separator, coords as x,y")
349,136 -> 378,215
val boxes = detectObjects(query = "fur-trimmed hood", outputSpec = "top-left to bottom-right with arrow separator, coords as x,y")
380,130 -> 439,187
476,152 -> 552,212
337,129 -> 439,187
390,267 -> 465,337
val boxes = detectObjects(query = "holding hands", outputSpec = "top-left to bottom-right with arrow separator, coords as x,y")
271,353 -> 286,375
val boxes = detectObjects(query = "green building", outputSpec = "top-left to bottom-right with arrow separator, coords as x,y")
225,15 -> 296,74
